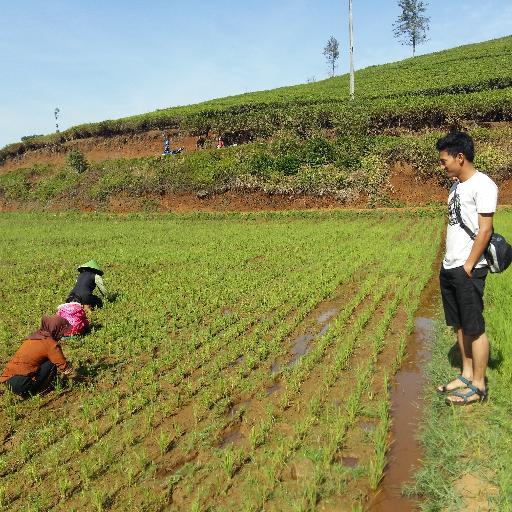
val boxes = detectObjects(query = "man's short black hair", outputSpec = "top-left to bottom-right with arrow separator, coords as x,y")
436,131 -> 475,162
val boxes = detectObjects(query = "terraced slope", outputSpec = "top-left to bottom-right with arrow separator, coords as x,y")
2,36 -> 511,163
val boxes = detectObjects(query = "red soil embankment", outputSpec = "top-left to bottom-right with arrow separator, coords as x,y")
2,130 -> 512,212
0,130 -> 200,174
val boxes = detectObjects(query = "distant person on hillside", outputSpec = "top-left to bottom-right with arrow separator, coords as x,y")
66,260 -> 108,311
1,315 -> 74,397
163,135 -> 171,155
216,137 -> 225,149
196,136 -> 206,149
436,131 -> 497,406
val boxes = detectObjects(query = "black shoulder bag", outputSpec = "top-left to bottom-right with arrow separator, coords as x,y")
454,186 -> 512,273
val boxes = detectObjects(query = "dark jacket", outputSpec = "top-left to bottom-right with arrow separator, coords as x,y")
68,270 -> 98,303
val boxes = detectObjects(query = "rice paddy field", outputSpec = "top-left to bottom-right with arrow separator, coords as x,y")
0,209 -> 510,511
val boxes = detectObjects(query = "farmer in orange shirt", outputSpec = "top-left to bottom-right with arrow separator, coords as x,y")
1,315 -> 73,397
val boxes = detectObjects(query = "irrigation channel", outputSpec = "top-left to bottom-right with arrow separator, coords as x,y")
370,270 -> 440,511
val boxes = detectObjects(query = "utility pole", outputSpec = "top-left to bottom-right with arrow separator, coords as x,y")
349,0 -> 355,100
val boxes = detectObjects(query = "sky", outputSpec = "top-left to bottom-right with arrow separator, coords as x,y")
0,0 -> 511,148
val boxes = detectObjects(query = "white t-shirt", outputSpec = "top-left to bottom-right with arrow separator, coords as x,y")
443,171 -> 498,269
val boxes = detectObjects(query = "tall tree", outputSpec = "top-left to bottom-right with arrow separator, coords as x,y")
323,36 -> 340,78
393,0 -> 430,56
54,107 -> 60,133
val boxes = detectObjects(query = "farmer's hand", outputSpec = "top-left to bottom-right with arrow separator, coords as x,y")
62,366 -> 81,380
463,262 -> 473,278
107,292 -> 118,302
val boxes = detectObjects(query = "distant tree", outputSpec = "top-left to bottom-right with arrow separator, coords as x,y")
54,107 -> 60,133
67,149 -> 88,174
393,0 -> 430,56
323,36 -> 340,77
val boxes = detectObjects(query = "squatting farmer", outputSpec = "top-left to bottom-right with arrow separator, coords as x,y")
436,131 -> 497,406
66,259 -> 108,312
1,315 -> 74,397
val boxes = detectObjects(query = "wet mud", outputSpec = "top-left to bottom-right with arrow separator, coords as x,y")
270,361 -> 281,374
219,428 -> 244,449
226,400 -> 251,419
271,304 -> 340,372
316,308 -> 339,324
341,456 -> 359,468
289,333 -> 314,366
228,355 -> 244,367
266,382 -> 282,396
370,274 -> 439,511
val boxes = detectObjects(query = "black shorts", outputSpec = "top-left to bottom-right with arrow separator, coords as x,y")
439,265 -> 488,336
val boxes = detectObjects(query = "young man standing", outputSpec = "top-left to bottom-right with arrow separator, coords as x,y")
436,131 -> 497,405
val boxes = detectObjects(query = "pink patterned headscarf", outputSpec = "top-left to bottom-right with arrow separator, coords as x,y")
57,302 -> 89,336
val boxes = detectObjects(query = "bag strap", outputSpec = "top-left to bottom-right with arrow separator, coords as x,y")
454,184 -> 477,241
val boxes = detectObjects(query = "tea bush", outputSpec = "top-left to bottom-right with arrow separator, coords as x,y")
2,126 -> 511,206
474,145 -> 512,180
0,169 -> 32,200
302,137 -> 337,167
66,149 -> 89,174
383,135 -> 442,182
34,170 -> 79,201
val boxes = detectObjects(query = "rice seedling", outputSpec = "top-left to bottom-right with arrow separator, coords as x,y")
0,210 -> 444,510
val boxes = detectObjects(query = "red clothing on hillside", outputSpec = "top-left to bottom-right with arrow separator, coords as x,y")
0,338 -> 69,382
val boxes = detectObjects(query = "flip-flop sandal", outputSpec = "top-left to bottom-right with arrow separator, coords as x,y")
436,374 -> 472,395
445,383 -> 487,406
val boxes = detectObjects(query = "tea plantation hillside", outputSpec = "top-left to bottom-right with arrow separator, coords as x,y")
2,36 -> 511,160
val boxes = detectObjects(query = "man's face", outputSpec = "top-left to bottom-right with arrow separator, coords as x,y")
439,150 -> 464,179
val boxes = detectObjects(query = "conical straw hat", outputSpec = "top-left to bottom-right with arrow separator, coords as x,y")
77,259 -> 103,275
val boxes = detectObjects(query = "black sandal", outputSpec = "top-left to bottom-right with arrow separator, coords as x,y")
445,383 -> 487,406
436,374 -> 472,395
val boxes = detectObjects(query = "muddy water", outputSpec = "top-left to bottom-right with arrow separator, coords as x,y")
289,333 -> 314,366
270,361 -> 281,374
228,355 -> 244,367
370,279 -> 439,511
270,308 -> 337,374
266,382 -> 282,396
219,428 -> 243,448
292,334 -> 314,356
341,456 -> 359,468
285,306 -> 339,368
316,308 -> 338,324
227,400 -> 251,419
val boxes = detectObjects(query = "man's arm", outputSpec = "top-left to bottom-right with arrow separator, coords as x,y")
95,274 -> 107,296
464,213 -> 494,276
